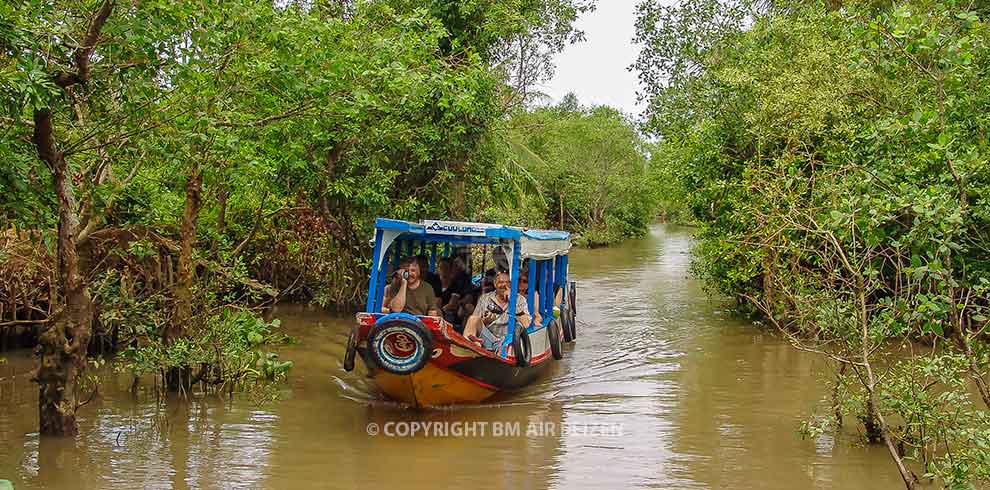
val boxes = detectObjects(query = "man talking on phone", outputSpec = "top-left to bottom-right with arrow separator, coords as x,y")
384,258 -> 441,316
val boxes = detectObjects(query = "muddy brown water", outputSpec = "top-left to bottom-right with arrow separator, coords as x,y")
0,225 -> 903,489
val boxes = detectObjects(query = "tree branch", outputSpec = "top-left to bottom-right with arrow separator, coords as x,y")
75,0 -> 114,84
213,101 -> 317,128
231,191 -> 270,259
32,110 -> 57,173
54,0 -> 115,88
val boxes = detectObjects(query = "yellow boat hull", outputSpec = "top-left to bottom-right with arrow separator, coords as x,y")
354,314 -> 557,407
371,362 -> 497,407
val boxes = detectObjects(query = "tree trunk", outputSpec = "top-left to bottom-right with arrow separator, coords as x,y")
832,363 -> 846,428
870,390 -> 916,490
172,160 -> 201,333
316,142 -> 346,220
28,0 -> 113,435
861,397 -> 881,443
33,110 -> 94,436
166,160 -> 201,391
859,282 -> 915,489
212,187 -> 229,253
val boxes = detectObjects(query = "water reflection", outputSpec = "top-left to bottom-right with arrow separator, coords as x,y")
0,225 -> 903,489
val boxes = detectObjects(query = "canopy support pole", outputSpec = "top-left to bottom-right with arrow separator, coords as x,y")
504,240 -> 522,356
527,261 -> 537,327
366,229 -> 384,312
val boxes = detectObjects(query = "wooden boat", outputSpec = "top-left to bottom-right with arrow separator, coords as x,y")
343,218 -> 578,408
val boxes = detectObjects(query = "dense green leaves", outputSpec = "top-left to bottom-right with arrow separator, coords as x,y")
494,98 -> 659,245
636,0 -> 990,486
0,0 -> 595,420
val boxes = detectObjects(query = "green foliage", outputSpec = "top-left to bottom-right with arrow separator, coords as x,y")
0,0 -> 596,419
648,141 -> 693,224
0,0 -> 592,314
636,0 -> 990,485
500,97 -> 659,245
116,308 -> 293,385
384,0 -> 593,60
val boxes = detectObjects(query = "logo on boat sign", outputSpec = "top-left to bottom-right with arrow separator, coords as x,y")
423,220 -> 487,236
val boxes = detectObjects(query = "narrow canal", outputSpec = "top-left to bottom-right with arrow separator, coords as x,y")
0,224 -> 902,489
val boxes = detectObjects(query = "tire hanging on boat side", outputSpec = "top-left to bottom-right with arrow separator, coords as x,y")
367,317 -> 433,375
343,326 -> 358,372
569,281 -> 577,316
512,327 -> 532,367
566,281 -> 578,341
548,319 -> 563,360
561,301 -> 575,343
566,308 -> 576,342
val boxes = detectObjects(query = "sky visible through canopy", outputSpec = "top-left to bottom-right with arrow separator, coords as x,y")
541,0 -> 646,118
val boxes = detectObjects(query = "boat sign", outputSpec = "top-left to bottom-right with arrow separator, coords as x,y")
422,220 -> 498,236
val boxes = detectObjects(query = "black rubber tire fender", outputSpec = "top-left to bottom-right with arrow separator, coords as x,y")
367,317 -> 433,375
343,326 -> 358,372
566,308 -> 577,342
567,281 -> 578,340
512,327 -> 532,367
569,281 -> 577,315
548,319 -> 563,360
561,304 -> 575,343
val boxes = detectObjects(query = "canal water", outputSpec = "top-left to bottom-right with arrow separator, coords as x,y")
0,225 -> 902,489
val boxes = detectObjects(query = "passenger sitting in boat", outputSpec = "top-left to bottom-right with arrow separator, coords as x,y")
479,246 -> 509,292
453,257 -> 475,312
384,258 -> 441,316
438,257 -> 473,326
462,271 -> 531,351
517,266 -> 542,327
416,254 -> 443,296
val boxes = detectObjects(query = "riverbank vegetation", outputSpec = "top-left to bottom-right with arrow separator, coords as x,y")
491,96 -> 660,246
1,0 -> 609,435
635,0 -> 990,487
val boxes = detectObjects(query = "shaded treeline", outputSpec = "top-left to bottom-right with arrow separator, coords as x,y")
488,95 -> 663,247
0,0 -> 593,435
634,0 -> 990,487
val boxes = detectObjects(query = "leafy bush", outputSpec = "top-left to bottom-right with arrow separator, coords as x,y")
502,99 -> 659,244
636,0 -> 990,486
116,309 -> 293,389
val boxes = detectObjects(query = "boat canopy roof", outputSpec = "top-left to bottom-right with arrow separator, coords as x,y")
373,218 -> 572,261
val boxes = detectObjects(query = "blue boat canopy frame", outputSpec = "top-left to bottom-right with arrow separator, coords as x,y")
365,218 -> 573,357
